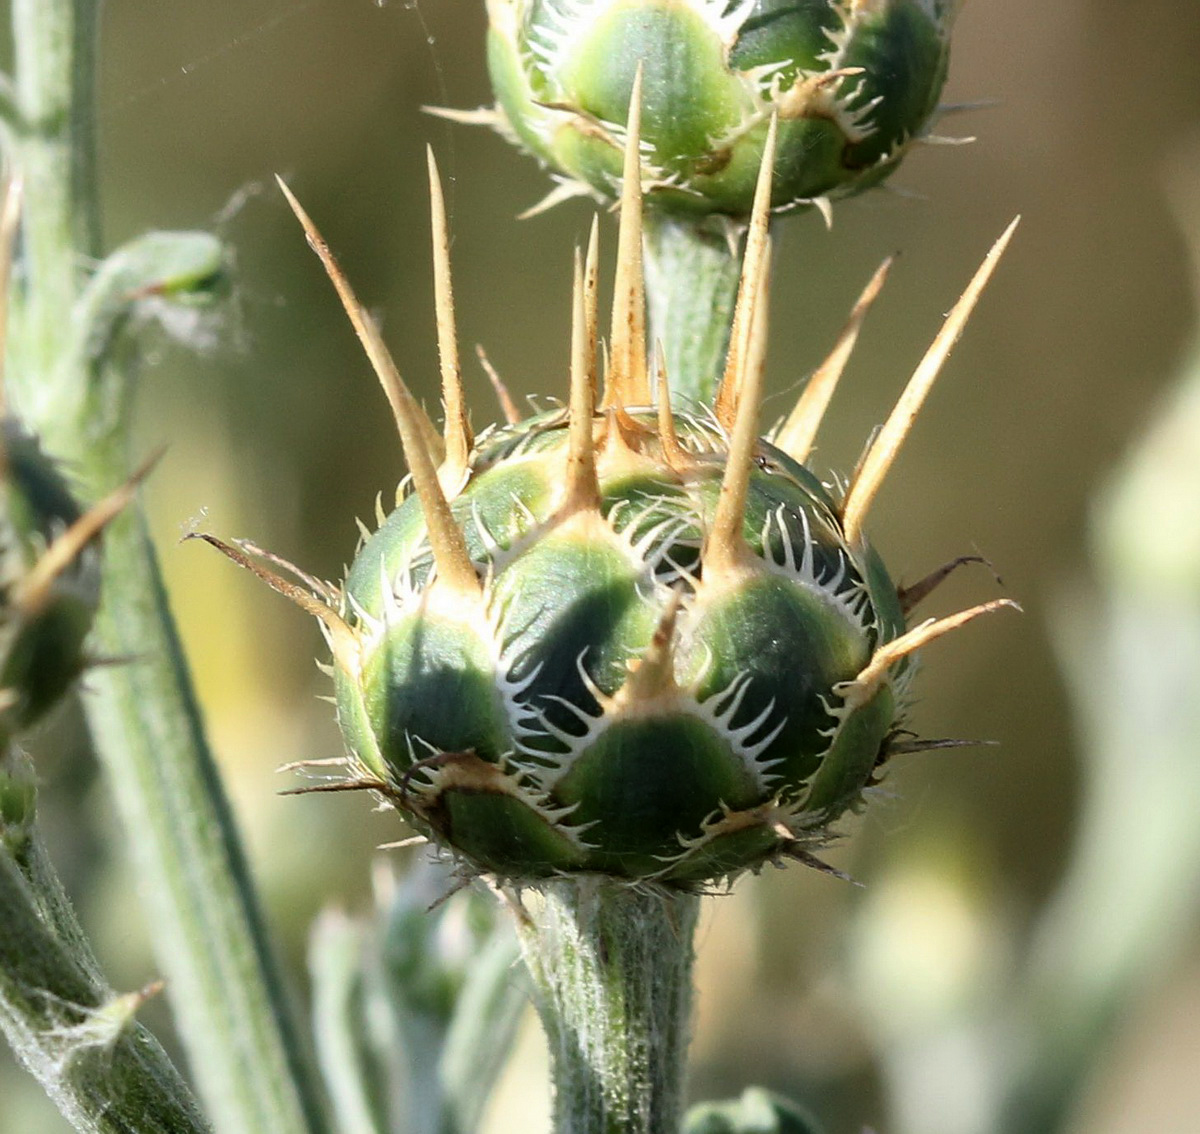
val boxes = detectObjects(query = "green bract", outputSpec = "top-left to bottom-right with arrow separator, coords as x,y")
0,420 -> 100,737
334,409 -> 905,883
485,0 -> 956,216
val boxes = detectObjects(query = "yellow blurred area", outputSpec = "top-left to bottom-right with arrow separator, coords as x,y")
4,0 -> 1200,1130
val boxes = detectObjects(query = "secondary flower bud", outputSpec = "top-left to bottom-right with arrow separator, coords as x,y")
0,421 -> 100,737
485,0 -> 956,216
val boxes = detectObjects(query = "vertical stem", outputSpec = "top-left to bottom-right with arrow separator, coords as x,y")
643,213 -> 742,406
12,0 -> 99,251
8,0 -> 98,422
4,4 -> 329,1132
0,851 -> 212,1134
519,879 -> 699,1134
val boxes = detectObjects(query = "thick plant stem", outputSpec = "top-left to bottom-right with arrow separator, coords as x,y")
643,214 -> 742,406
518,879 -> 699,1134
4,3 -> 328,1132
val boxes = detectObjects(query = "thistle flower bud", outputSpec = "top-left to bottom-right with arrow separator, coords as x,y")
484,0 -> 957,216
219,131 -> 1015,888
0,421 -> 101,736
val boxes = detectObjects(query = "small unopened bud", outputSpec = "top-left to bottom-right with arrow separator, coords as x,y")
485,0 -> 957,217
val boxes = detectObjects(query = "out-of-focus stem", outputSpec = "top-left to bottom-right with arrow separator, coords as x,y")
1007,162 -> 1200,1134
10,0 -> 99,384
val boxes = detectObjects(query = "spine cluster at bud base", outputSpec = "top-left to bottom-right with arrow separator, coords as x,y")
207,102 -> 1016,891
473,0 -> 959,218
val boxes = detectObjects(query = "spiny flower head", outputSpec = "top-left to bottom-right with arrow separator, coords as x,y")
0,182 -> 148,741
212,108 -> 1014,887
472,0 -> 960,218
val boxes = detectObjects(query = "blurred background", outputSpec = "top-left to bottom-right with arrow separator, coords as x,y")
3,0 -> 1200,1131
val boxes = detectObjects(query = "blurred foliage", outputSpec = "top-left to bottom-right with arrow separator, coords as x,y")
2,0 -> 1200,1130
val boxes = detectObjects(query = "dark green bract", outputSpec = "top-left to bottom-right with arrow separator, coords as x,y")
485,0 -> 955,216
333,411 -> 907,884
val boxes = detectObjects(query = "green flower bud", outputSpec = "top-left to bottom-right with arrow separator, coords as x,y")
0,420 -> 100,735
334,408 -> 903,883
231,148 -> 1014,889
485,0 -> 956,216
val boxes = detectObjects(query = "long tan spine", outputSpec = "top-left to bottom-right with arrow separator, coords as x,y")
16,448 -> 161,617
841,218 -> 1020,545
190,532 -> 359,669
584,215 -> 600,402
475,344 -> 521,425
841,599 -> 1020,709
654,343 -> 686,468
427,147 -> 473,486
561,248 -> 601,516
714,115 -> 778,431
617,589 -> 682,705
774,256 -> 894,464
705,241 -> 773,578
604,67 -> 650,409
277,177 -> 479,597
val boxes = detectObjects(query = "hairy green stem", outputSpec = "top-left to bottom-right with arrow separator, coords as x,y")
78,483 -> 329,1134
519,879 -> 699,1134
643,214 -> 742,406
10,0 -> 99,358
1,771 -> 209,1134
4,3 -> 328,1131
0,854 -> 209,1134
